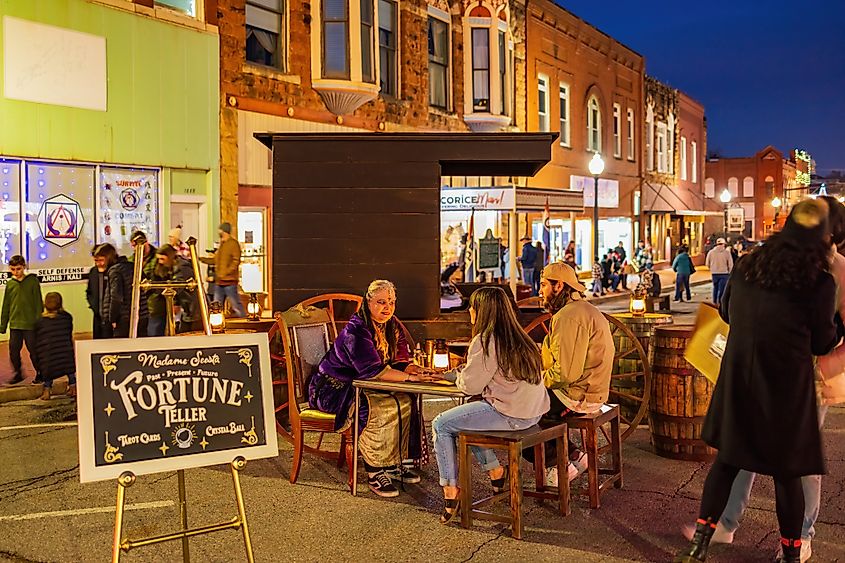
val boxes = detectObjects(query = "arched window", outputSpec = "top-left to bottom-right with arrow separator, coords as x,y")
765,175 -> 775,198
742,176 -> 754,198
728,177 -> 739,197
587,96 -> 601,153
704,178 -> 715,198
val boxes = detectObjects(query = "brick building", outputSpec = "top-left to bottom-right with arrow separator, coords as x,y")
218,0 -> 529,297
705,147 -> 812,240
523,0 -> 644,270
640,77 -> 718,262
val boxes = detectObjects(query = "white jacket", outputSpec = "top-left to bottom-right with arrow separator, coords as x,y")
705,246 -> 733,274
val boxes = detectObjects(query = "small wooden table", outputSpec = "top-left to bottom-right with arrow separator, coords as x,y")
351,379 -> 466,496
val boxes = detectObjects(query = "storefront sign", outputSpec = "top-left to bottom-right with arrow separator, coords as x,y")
727,207 -> 745,232
99,167 -> 159,249
571,175 -> 620,209
76,334 -> 278,482
440,188 -> 515,211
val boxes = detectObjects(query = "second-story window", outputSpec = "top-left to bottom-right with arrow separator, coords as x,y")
378,0 -> 397,95
471,28 -> 490,112
680,136 -> 688,180
498,30 -> 507,115
246,0 -> 285,70
656,123 -> 667,173
612,103 -> 621,158
626,108 -> 634,160
559,83 -> 569,146
587,96 -> 601,153
360,0 -> 375,83
158,0 -> 196,16
323,0 -> 349,78
691,141 -> 698,183
428,16 -> 449,109
537,74 -> 549,132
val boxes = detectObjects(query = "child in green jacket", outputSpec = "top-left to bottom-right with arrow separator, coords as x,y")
1,256 -> 43,384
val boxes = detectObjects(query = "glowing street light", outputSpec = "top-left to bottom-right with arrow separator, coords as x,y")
588,153 -> 605,266
719,188 -> 732,204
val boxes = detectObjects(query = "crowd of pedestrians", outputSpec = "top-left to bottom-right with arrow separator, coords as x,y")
1,223 -> 246,399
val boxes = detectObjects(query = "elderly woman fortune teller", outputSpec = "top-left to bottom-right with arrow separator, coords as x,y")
308,280 -> 437,497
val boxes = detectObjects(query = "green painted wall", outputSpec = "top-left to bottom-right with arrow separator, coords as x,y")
0,0 -> 220,338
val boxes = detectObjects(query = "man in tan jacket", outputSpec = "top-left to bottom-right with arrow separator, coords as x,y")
200,223 -> 245,317
537,262 -> 615,484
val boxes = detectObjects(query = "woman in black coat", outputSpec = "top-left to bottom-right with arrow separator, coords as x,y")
35,292 -> 76,400
675,199 -> 839,563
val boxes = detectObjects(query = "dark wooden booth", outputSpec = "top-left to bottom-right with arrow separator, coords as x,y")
255,132 -> 555,339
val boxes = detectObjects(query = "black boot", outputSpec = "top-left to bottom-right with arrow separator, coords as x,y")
776,539 -> 801,563
673,519 -> 717,563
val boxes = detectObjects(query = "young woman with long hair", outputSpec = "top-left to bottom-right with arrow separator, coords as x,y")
432,286 -> 549,523
675,199 -> 839,563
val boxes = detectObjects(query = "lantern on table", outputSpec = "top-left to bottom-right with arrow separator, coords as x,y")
209,301 -> 226,333
432,339 -> 450,369
630,288 -> 647,317
247,293 -> 261,321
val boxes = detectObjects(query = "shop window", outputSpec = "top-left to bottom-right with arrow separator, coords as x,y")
537,74 -> 549,132
99,167 -> 160,252
428,16 -> 450,109
246,0 -> 285,70
323,0 -> 350,79
612,103 -> 621,158
587,96 -> 601,153
559,83 -> 570,147
157,0 -> 196,17
471,27 -> 490,111
238,210 -> 267,294
378,0 -> 398,95
0,160 -> 22,266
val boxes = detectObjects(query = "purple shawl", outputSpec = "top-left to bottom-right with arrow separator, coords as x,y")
308,313 -> 410,432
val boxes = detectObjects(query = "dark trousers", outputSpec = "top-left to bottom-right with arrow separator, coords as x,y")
533,269 -> 542,295
9,329 -> 38,378
675,273 -> 691,300
113,317 -> 148,338
712,273 -> 729,305
93,314 -> 113,339
699,459 -> 804,540
522,390 -> 581,467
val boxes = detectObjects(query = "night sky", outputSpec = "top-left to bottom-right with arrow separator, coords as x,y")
565,1 -> 845,175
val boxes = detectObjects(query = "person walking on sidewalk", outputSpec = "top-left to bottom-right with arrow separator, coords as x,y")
1,256 -> 43,385
34,292 -> 75,400
201,223 -> 246,318
705,238 -> 733,305
518,237 -> 538,295
674,199 -> 838,563
672,245 -> 694,302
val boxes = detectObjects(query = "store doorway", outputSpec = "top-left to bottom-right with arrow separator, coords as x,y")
170,198 -> 208,257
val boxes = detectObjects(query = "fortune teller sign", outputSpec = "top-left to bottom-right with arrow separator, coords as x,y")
76,333 -> 278,482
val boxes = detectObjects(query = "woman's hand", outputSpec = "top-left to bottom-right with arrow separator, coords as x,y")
404,364 -> 424,375
407,372 -> 443,383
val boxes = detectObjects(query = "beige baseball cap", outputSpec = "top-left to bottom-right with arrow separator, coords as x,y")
541,262 -> 586,293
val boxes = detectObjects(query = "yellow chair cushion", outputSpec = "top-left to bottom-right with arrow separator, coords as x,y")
299,408 -> 337,423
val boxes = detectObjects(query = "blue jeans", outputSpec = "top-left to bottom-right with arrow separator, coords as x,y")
675,273 -> 691,300
214,284 -> 246,318
522,267 -> 535,290
712,273 -> 729,305
719,406 -> 828,539
147,316 -> 166,337
432,400 -> 541,487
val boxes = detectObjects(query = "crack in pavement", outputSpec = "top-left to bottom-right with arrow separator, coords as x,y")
670,463 -> 707,499
0,465 -> 78,503
459,503 -> 544,562
755,528 -> 777,549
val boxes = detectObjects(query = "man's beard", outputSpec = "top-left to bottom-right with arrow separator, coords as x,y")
540,288 -> 566,314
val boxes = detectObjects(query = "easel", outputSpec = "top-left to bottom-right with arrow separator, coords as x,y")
110,237 -> 255,562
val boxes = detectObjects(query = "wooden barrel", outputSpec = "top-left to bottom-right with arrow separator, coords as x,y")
611,313 -> 673,423
648,325 -> 717,461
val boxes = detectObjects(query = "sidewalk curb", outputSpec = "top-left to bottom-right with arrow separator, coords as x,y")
0,380 -> 68,404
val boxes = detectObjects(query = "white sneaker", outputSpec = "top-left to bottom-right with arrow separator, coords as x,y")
545,466 -> 558,487
570,451 -> 588,481
680,521 -> 734,544
775,539 -> 812,562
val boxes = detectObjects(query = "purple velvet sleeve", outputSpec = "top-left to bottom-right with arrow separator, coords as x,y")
340,324 -> 387,380
394,321 -> 411,364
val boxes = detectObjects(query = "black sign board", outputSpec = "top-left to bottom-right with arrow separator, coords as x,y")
76,334 -> 277,482
477,229 -> 501,271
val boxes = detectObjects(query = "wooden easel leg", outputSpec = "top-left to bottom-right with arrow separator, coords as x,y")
231,457 -> 255,563
112,472 -> 136,563
177,470 -> 190,562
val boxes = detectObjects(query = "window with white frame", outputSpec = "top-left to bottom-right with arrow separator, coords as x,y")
728,177 -> 739,197
471,27 -> 490,112
537,74 -> 549,132
704,178 -> 715,198
626,108 -> 634,160
322,0 -> 349,78
360,0 -> 375,83
246,0 -> 285,70
612,103 -> 621,158
656,123 -> 667,173
428,15 -> 449,109
587,96 -> 601,153
498,29 -> 507,115
691,141 -> 698,183
559,83 -> 570,146
378,0 -> 398,95
680,136 -> 688,181
743,176 -> 754,197
646,109 -> 653,170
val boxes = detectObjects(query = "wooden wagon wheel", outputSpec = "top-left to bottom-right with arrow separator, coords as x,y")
521,311 -> 651,449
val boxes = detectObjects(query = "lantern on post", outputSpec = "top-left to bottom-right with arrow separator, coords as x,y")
246,293 -> 261,321
209,301 -> 226,334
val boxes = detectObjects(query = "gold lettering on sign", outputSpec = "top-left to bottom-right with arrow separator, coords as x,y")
100,355 -> 131,386
227,348 -> 254,377
241,416 -> 258,446
104,432 -> 124,463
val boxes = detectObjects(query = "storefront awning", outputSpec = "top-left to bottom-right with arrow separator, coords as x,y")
642,181 -> 722,216
441,185 -> 584,213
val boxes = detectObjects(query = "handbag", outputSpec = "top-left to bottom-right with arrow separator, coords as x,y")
689,255 -> 697,275
684,302 -> 729,384
816,343 -> 845,405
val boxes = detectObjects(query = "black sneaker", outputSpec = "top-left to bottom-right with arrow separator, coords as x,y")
367,471 -> 399,498
9,373 -> 24,385
386,465 -> 421,484
32,374 -> 43,385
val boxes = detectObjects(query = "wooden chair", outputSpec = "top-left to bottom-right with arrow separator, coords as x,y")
458,423 -> 570,540
278,306 -> 354,488
564,404 -> 623,508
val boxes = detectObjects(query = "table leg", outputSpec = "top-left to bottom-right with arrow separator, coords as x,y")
352,387 -> 360,497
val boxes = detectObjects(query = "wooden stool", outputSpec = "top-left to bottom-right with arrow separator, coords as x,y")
565,404 -> 623,509
458,423 -> 570,539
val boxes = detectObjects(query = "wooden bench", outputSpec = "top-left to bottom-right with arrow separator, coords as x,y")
565,404 -> 623,509
458,423 -> 570,539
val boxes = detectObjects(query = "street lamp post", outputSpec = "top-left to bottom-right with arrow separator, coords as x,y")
719,188 -> 732,235
771,196 -> 782,230
588,153 -> 605,266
